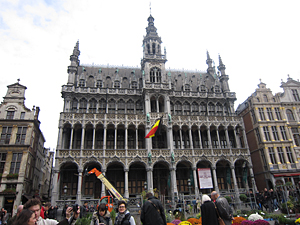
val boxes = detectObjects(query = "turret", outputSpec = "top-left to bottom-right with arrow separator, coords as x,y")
206,51 -> 214,75
218,55 -> 230,92
67,41 -> 80,85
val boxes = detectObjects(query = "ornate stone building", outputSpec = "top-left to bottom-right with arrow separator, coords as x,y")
52,15 -> 255,206
236,76 -> 300,191
0,81 -> 53,215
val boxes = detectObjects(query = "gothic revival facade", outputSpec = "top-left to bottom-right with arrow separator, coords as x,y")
236,77 -> 300,191
52,15 -> 255,206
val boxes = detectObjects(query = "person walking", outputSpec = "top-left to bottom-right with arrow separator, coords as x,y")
114,201 -> 135,225
90,203 -> 112,225
264,188 -> 272,213
200,194 -> 218,225
211,191 -> 233,225
140,192 -> 166,225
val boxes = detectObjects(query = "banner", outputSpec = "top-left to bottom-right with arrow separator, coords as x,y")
197,168 -> 213,189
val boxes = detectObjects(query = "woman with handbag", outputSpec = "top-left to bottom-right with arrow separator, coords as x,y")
200,195 -> 218,225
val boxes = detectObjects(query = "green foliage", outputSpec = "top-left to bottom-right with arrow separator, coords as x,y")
165,209 -> 172,223
285,181 -> 292,186
180,211 -> 186,221
278,215 -> 295,225
110,209 -> 116,224
239,194 -> 248,202
224,196 -> 232,203
75,214 -> 92,225
195,213 -> 201,219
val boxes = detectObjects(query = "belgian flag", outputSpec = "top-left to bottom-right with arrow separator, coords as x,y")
145,117 -> 162,138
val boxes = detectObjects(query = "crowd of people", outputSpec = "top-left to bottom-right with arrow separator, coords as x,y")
4,187 -> 298,225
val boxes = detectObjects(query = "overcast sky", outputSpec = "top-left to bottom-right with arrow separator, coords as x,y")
1,0 -> 300,150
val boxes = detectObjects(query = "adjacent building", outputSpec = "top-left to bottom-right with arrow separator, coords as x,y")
0,81 -> 53,215
52,14 -> 255,207
236,76 -> 300,191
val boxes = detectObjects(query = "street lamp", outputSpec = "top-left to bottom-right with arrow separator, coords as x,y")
63,185 -> 67,206
188,179 -> 191,197
144,181 -> 147,191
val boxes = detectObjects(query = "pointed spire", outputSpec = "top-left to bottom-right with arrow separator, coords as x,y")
217,54 -> 226,76
206,51 -> 214,75
146,14 -> 158,37
73,40 -> 80,57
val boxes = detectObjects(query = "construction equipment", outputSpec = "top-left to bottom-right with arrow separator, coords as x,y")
88,168 -> 127,212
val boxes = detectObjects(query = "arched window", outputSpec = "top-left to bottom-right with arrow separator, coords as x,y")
200,85 -> 206,92
147,44 -> 150,54
79,79 -> 85,87
89,98 -> 97,113
208,103 -> 215,115
216,103 -> 223,115
79,98 -> 87,113
150,67 -> 161,83
200,102 -> 206,114
98,99 -> 106,113
150,96 -> 157,112
286,109 -> 295,121
136,100 -> 143,114
263,94 -> 268,102
183,102 -> 190,115
118,100 -> 125,114
127,100 -> 134,114
191,102 -> 199,115
152,43 -> 156,54
175,101 -> 182,115
158,96 -> 164,112
215,85 -> 220,93
71,98 -> 78,112
108,99 -> 116,114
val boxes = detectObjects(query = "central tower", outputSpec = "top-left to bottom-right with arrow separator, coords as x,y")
141,15 -> 167,83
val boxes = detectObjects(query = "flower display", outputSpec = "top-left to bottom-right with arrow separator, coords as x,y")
248,213 -> 263,221
241,220 -> 254,225
295,217 -> 300,224
187,218 -> 201,225
233,216 -> 247,224
253,220 -> 269,225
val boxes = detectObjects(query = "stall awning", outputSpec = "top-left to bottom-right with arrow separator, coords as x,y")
274,173 -> 300,177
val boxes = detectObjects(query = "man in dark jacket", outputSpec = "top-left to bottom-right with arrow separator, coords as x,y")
140,192 -> 167,225
211,191 -> 233,225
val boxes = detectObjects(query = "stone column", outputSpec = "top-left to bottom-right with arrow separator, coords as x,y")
147,168 -> 153,193
124,168 -> 129,198
51,169 -> 60,205
179,128 -> 183,149
233,129 -> 241,148
290,145 -> 298,163
216,128 -> 221,148
242,128 -> 248,148
225,127 -> 230,148
136,128 -> 138,150
76,169 -> 83,204
282,146 -> 289,164
103,126 -> 107,150
57,126 -> 63,149
192,167 -> 199,197
69,127 -> 74,149
101,170 -> 106,197
156,98 -> 159,113
189,127 -> 193,149
231,166 -> 240,199
114,128 -> 117,150
198,128 -> 203,149
81,127 -> 85,149
273,146 -> 281,164
207,128 -> 212,148
125,127 -> 128,150
92,127 -> 96,149
211,167 -> 219,192
171,167 -> 178,198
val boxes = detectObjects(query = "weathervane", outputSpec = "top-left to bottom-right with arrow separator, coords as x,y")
150,2 -> 151,14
